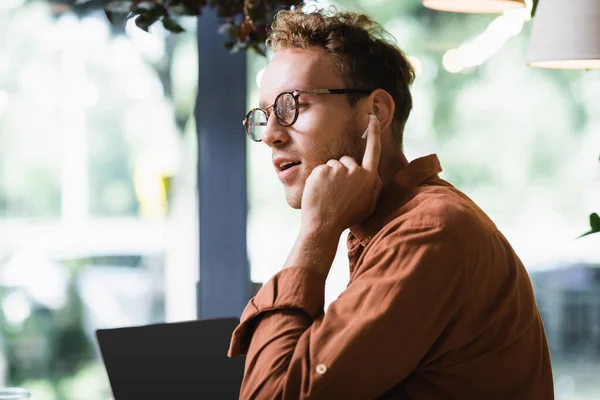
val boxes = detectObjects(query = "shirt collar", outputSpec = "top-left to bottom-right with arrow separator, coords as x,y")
348,154 -> 443,247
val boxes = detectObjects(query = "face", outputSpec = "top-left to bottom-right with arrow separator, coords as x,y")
259,47 -> 366,209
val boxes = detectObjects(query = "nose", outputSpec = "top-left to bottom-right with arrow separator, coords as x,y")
261,113 -> 289,148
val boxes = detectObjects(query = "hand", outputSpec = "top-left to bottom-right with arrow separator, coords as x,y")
301,114 -> 383,237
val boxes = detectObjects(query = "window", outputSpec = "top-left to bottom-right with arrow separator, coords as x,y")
0,2 -> 199,398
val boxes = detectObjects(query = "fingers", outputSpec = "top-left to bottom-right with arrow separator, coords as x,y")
361,114 -> 381,173
327,156 -> 358,173
326,159 -> 343,170
339,155 -> 358,171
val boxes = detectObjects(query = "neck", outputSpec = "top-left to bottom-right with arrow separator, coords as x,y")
378,148 -> 408,188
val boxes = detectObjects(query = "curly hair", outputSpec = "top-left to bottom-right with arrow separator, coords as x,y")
267,6 -> 415,147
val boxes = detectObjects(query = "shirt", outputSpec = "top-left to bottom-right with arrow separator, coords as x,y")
228,154 -> 554,400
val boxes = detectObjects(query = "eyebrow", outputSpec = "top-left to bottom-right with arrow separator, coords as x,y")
258,88 -> 300,108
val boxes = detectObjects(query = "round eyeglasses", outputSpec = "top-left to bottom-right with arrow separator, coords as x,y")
243,88 -> 374,142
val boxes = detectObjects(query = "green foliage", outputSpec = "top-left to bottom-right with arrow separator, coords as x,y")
580,213 -> 600,238
104,0 -> 303,56
531,0 -> 539,17
579,155 -> 600,238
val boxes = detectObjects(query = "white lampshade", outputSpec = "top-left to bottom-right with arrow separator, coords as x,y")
422,0 -> 525,13
528,0 -> 600,69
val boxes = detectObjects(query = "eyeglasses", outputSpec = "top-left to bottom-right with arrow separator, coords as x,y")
243,88 -> 374,142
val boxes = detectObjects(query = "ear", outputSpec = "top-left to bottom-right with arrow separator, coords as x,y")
359,89 -> 395,133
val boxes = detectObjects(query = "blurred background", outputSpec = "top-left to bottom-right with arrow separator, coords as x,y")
0,0 -> 598,399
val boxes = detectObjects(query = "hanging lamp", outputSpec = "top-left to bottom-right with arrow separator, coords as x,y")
422,0 -> 525,14
528,0 -> 600,69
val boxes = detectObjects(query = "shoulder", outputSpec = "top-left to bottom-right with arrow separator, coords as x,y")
373,179 -> 498,256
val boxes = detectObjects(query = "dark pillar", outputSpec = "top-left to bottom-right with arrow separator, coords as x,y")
195,9 -> 250,319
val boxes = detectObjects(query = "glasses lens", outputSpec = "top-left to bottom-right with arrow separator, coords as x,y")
275,93 -> 297,126
246,109 -> 268,141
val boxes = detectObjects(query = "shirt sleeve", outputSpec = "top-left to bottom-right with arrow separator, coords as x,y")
228,222 -> 466,400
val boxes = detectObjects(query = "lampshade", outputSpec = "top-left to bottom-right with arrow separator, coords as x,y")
422,0 -> 525,13
528,0 -> 600,69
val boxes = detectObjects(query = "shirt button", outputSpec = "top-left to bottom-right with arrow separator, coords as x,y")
316,364 -> 328,375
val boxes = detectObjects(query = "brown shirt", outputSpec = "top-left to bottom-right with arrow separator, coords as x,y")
228,154 -> 554,400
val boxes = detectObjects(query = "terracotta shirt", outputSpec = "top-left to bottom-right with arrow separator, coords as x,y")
228,154 -> 554,400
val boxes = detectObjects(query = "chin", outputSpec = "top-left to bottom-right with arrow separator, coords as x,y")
284,187 -> 302,209
285,192 -> 302,209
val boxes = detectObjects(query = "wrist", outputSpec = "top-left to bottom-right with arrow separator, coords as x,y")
284,226 -> 341,274
300,216 -> 344,240
299,225 -> 341,249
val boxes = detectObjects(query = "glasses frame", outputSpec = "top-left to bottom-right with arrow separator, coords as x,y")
243,88 -> 374,142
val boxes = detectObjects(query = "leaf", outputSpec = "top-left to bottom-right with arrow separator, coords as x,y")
104,9 -> 115,24
132,4 -> 166,32
591,212 -> 600,231
135,13 -> 158,32
162,16 -> 185,33
531,0 -> 539,18
579,213 -> 600,238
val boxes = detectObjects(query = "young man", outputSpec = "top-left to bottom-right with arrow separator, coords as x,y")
229,7 -> 554,400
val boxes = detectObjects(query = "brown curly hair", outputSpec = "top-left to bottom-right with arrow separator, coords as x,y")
267,6 -> 415,147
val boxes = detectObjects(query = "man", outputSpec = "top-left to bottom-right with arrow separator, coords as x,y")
228,7 -> 554,400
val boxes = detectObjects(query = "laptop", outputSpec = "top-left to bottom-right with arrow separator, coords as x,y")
96,318 -> 244,400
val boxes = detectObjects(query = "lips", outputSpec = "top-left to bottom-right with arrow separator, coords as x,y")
273,157 -> 302,181
273,157 -> 301,171
280,161 -> 301,171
